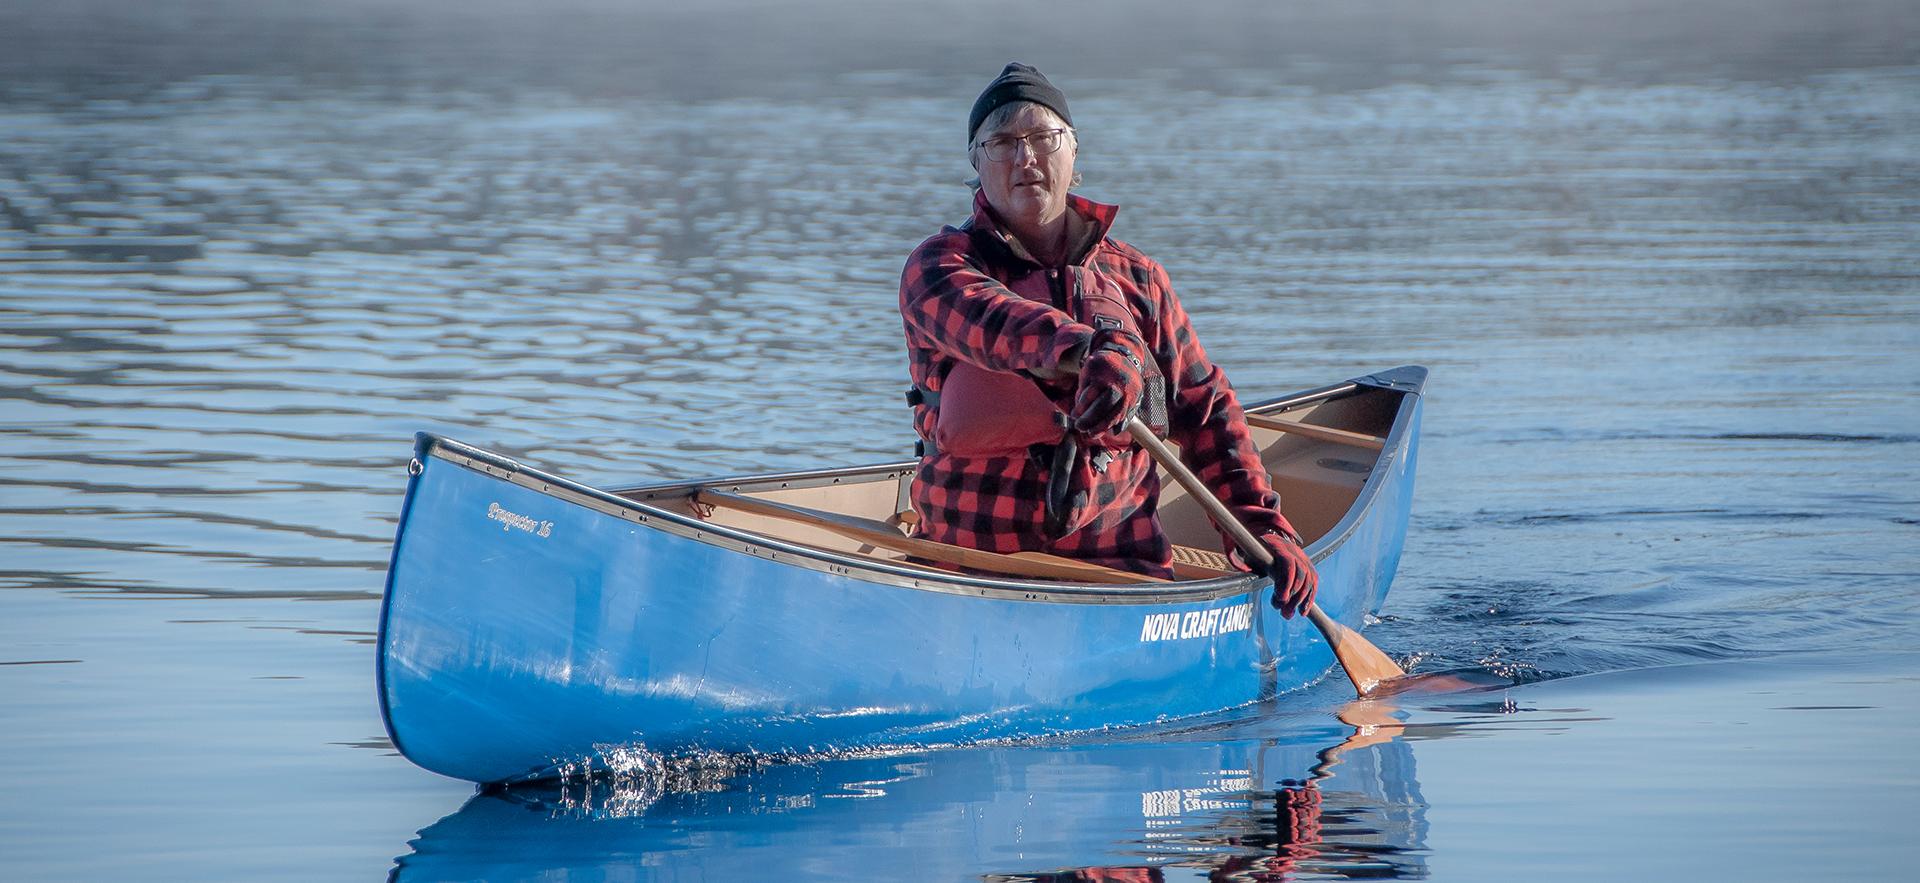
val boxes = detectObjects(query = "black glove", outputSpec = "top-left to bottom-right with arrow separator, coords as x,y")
1068,329 -> 1149,444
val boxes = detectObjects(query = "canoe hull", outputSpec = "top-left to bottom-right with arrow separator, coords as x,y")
378,370 -> 1423,784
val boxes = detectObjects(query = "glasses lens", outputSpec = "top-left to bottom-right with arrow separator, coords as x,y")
980,129 -> 1065,162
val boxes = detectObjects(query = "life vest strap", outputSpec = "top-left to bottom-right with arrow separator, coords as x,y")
905,385 -> 941,409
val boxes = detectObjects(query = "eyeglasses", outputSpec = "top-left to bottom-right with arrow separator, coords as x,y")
972,128 -> 1072,162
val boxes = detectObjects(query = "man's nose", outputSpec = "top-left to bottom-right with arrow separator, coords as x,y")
1011,139 -> 1039,165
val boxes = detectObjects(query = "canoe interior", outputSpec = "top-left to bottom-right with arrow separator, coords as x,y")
618,382 -> 1399,580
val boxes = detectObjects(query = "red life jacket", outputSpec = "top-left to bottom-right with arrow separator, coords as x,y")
932,360 -> 1065,457
929,266 -> 1163,458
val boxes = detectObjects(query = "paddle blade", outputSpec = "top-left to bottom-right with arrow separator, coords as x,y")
1329,699 -> 1405,755
1364,669 -> 1511,698
1305,605 -> 1407,697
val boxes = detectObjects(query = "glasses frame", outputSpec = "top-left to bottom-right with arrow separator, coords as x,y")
971,127 -> 1073,163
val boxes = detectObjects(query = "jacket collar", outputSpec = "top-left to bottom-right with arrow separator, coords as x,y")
969,190 -> 1119,268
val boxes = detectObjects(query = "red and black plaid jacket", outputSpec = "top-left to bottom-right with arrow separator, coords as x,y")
899,191 -> 1295,578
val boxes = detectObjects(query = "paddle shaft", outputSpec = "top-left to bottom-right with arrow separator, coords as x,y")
1125,419 -> 1272,567
1124,416 -> 1404,695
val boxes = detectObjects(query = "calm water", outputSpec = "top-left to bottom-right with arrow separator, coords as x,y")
2,1 -> 1918,879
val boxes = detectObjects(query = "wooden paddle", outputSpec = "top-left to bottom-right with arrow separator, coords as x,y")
1124,417 -> 1407,697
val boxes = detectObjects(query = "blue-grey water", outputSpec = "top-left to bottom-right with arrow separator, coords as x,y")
2,1 -> 1918,879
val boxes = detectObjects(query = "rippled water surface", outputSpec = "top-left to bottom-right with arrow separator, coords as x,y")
2,1 -> 1918,879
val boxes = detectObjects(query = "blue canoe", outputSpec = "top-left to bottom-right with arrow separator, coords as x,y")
377,366 -> 1426,785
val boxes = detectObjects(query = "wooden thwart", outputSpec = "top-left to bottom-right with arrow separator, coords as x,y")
693,489 -> 1167,585
1243,413 -> 1386,451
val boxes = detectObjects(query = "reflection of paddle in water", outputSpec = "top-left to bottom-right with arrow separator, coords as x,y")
1319,667 -> 1505,758
1198,700 -> 1407,880
998,694 -> 1448,883
1326,698 -> 1406,759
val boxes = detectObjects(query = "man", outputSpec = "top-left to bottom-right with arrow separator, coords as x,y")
898,62 -> 1316,616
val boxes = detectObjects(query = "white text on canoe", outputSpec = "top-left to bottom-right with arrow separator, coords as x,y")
486,502 -> 552,538
1138,603 -> 1253,643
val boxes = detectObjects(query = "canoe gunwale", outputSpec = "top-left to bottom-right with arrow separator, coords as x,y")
407,368 -> 1423,606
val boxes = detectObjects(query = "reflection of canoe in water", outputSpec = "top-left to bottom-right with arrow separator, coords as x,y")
391,732 -> 1430,880
376,367 -> 1426,785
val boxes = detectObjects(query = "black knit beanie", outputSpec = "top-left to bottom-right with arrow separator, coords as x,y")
968,62 -> 1072,144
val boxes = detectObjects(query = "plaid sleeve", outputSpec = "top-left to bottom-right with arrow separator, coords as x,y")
1145,261 -> 1296,542
900,230 -> 1095,373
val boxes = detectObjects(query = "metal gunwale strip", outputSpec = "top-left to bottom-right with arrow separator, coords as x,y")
1247,381 -> 1361,418
618,459 -> 919,498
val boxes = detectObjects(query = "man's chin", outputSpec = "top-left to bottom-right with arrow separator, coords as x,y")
1005,191 -> 1054,218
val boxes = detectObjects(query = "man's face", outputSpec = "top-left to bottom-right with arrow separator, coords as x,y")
971,104 -> 1076,236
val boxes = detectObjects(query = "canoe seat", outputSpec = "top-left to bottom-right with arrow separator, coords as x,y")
1170,544 -> 1235,579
